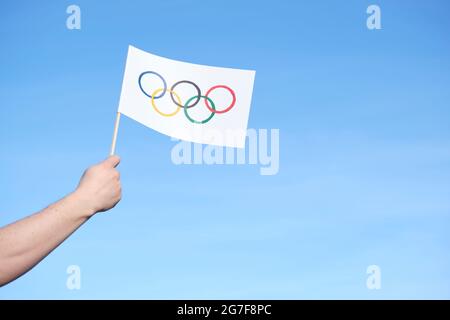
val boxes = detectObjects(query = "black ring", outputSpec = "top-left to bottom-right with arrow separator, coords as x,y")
170,80 -> 201,109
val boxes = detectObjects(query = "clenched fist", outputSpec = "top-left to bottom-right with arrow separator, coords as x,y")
75,155 -> 122,215
0,155 -> 123,287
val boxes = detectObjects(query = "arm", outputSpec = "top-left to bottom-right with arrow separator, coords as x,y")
0,155 -> 122,287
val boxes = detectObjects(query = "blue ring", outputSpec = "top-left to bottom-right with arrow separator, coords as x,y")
138,71 -> 167,99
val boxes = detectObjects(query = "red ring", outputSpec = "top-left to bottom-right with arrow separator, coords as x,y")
204,85 -> 236,114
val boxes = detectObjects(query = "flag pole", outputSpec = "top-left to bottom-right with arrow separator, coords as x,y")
110,112 -> 121,156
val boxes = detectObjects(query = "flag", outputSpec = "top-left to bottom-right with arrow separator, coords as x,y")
117,46 -> 256,148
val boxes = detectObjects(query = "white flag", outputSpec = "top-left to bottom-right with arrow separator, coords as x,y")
118,46 -> 256,148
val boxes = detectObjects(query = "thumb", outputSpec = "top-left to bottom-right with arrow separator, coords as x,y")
102,155 -> 121,168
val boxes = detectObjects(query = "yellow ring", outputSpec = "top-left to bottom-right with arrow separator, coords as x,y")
151,88 -> 182,117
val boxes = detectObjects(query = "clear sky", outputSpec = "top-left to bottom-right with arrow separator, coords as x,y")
1,0 -> 449,299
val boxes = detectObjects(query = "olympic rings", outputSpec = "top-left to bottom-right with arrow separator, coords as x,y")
205,85 -> 236,114
139,71 -> 167,99
184,95 -> 216,124
151,88 -> 182,117
170,80 -> 201,109
138,71 -> 236,124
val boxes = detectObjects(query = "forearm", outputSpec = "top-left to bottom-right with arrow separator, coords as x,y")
0,155 -> 121,287
0,191 -> 94,287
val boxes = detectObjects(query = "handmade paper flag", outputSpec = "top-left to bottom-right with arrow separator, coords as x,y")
116,45 -> 256,149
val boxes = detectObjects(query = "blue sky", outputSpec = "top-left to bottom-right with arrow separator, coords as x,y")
1,0 -> 449,299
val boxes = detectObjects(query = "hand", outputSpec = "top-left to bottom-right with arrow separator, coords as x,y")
75,155 -> 122,215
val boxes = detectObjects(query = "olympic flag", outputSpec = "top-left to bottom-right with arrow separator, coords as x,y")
116,45 -> 256,149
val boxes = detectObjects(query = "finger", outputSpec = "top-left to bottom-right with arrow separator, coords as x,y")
103,155 -> 121,168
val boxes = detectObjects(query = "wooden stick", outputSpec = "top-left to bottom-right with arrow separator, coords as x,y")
110,112 -> 121,156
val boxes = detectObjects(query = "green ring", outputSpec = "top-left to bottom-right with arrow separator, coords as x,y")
183,95 -> 216,124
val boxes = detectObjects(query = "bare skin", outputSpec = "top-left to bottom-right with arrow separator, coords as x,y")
0,155 -> 122,287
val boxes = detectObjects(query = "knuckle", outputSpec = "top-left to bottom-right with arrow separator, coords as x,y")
90,165 -> 100,173
86,166 -> 95,173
